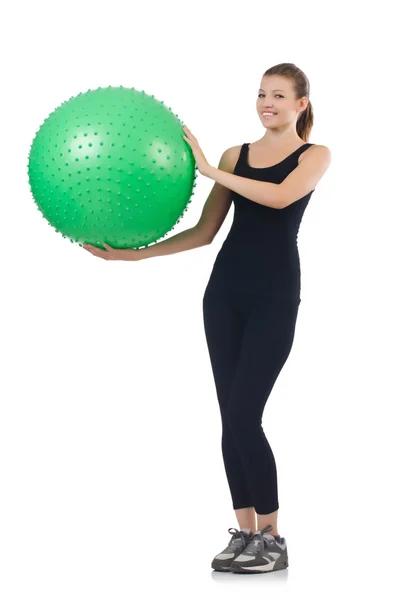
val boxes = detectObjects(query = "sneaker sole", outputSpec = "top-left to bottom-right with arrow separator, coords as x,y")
231,558 -> 289,574
211,563 -> 233,571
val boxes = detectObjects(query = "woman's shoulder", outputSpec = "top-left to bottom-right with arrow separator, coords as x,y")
218,144 -> 245,172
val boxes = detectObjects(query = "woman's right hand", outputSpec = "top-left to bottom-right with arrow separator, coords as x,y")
82,243 -> 142,261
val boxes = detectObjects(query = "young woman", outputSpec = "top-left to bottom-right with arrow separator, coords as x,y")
84,62 -> 331,575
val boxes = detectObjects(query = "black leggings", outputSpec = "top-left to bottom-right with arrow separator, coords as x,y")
202,287 -> 301,515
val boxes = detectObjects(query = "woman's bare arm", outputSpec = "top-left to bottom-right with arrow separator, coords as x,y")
135,146 -> 239,260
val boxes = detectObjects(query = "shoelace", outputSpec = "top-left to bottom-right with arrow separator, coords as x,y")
243,524 -> 275,555
224,527 -> 251,551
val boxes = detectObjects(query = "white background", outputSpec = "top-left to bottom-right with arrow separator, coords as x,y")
1,1 -> 396,598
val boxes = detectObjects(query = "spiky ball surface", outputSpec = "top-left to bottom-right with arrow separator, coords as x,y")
28,86 -> 197,248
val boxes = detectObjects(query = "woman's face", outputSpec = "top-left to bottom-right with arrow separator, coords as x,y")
257,76 -> 307,129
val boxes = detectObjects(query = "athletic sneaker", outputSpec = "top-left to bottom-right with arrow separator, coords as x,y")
211,527 -> 253,571
230,524 -> 289,574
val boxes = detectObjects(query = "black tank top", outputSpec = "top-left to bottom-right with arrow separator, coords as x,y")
205,142 -> 316,301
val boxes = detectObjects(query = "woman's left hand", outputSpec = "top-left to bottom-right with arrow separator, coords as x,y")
182,125 -> 212,177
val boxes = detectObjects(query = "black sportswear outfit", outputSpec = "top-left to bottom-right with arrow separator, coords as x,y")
202,142 -> 315,514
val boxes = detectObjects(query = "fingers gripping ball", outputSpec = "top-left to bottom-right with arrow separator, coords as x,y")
27,86 -> 198,249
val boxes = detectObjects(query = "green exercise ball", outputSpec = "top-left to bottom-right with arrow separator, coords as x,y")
27,85 -> 198,248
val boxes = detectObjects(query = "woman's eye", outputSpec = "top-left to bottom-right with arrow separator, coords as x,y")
258,94 -> 283,98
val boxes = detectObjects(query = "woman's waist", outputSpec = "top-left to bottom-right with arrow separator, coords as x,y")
222,227 -> 296,246
205,265 -> 301,299
217,239 -> 299,261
